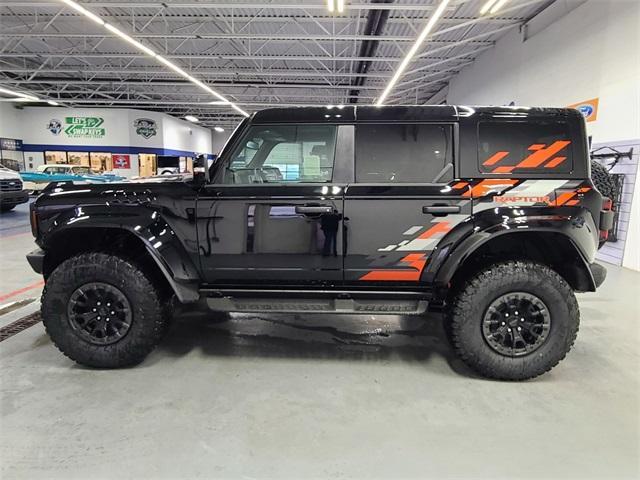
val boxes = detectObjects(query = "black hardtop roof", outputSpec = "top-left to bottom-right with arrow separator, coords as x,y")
250,105 -> 582,124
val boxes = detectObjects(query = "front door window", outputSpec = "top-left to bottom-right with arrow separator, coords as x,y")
218,124 -> 338,184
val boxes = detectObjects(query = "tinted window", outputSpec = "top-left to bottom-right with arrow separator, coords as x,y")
355,124 -> 452,183
479,122 -> 573,174
222,125 -> 337,184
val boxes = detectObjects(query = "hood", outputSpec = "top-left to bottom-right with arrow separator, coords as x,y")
0,166 -> 22,180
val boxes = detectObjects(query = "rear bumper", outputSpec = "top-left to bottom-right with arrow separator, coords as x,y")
0,189 -> 28,205
589,262 -> 607,289
26,248 -> 45,274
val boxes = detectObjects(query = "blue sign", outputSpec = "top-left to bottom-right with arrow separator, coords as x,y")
0,137 -> 23,151
577,104 -> 594,118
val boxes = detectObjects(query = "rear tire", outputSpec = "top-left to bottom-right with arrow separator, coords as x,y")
42,253 -> 170,368
446,260 -> 579,381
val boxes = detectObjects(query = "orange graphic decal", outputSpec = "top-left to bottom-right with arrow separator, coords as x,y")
566,199 -> 580,206
463,179 -> 519,197
493,166 -> 515,174
544,156 -> 567,169
555,191 -> 577,206
452,182 -> 469,189
516,141 -> 571,169
360,254 -> 428,281
578,187 -> 591,193
528,144 -> 546,151
483,151 -> 509,166
495,195 -> 551,204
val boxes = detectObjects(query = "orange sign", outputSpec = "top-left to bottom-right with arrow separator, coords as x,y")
568,97 -> 599,122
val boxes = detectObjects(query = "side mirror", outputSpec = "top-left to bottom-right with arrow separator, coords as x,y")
193,154 -> 207,186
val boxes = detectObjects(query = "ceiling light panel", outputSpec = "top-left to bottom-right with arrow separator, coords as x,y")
59,0 -> 249,118
375,0 -> 451,106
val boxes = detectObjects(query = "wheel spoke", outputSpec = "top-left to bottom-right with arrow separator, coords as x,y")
75,311 -> 98,324
482,292 -> 551,357
67,282 -> 132,345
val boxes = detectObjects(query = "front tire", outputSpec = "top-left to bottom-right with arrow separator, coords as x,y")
42,253 -> 170,368
447,261 -> 579,380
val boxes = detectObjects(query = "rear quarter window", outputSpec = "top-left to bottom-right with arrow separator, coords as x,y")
478,122 -> 573,174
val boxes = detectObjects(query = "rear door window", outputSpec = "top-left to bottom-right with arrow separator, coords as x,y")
479,122 -> 573,174
355,123 -> 453,183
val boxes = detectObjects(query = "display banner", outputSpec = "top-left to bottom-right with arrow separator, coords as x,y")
63,116 -> 106,138
0,138 -> 23,151
113,154 -> 131,169
568,98 -> 599,122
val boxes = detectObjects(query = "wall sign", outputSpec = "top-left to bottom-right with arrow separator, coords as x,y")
568,98 -> 599,122
47,119 -> 63,135
134,118 -> 157,139
63,116 -> 106,138
0,138 -> 23,151
112,154 -> 131,169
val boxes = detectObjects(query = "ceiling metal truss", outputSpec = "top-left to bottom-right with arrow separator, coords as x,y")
0,0 -> 552,128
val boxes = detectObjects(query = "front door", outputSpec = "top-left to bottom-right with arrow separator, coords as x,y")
197,123 -> 348,286
343,122 -> 470,285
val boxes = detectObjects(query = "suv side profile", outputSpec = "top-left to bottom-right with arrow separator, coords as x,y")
27,106 -> 612,380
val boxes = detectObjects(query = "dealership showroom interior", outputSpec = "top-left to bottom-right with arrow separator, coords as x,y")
1,0 -> 639,478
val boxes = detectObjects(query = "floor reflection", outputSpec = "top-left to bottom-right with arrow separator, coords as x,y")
157,303 -> 473,376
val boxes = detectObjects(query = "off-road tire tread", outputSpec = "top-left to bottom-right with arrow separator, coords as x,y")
41,252 -> 170,368
591,160 -> 616,203
447,260 -> 579,381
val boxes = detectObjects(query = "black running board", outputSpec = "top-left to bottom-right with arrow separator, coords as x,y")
201,289 -> 429,315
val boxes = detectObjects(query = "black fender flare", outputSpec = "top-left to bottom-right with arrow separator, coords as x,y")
422,206 -> 598,293
40,204 -> 201,303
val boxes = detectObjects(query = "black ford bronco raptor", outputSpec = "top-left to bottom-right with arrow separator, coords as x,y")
27,106 -> 613,380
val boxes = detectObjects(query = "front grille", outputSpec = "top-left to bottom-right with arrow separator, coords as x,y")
0,179 -> 22,191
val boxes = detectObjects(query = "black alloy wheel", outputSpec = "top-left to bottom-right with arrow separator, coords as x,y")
481,292 -> 551,357
67,282 -> 132,345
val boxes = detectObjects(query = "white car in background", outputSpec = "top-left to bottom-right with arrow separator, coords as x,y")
0,165 -> 29,212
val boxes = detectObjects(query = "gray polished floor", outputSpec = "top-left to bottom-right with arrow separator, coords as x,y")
1,203 -> 639,479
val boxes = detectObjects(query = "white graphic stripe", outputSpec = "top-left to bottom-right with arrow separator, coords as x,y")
403,226 -> 423,235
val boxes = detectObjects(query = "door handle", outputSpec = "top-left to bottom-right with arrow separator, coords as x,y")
422,205 -> 461,215
295,205 -> 333,214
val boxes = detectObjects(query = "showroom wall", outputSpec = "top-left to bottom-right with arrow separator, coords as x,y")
0,104 -> 214,177
446,0 -> 640,271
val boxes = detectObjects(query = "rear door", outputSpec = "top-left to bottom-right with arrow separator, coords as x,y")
196,123 -> 351,286
343,122 -> 471,285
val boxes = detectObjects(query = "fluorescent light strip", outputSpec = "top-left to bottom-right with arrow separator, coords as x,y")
337,0 -> 345,13
60,0 -> 249,118
375,0 -> 451,106
490,0 -> 510,14
61,0 -> 104,25
0,86 -> 39,101
105,23 -> 156,57
327,0 -> 334,13
480,0 -> 498,14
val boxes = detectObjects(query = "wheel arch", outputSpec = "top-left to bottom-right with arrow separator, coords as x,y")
41,224 -> 200,303
434,229 -> 596,297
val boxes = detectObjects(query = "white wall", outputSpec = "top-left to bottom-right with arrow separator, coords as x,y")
0,103 -> 24,139
447,0 -> 640,270
447,0 -> 640,142
161,114 -> 211,155
211,130 -> 233,156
